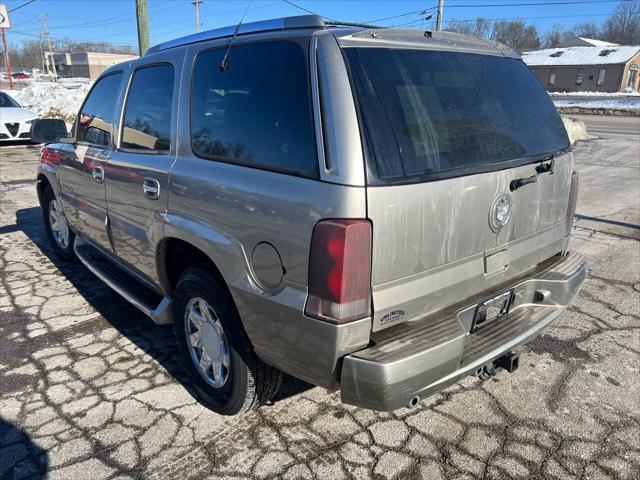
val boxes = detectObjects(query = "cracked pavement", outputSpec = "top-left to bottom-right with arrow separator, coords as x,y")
1,137 -> 639,479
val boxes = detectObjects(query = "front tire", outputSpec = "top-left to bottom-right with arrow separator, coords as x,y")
173,266 -> 282,415
42,186 -> 76,262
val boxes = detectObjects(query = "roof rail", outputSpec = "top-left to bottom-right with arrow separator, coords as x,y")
145,15 -> 325,55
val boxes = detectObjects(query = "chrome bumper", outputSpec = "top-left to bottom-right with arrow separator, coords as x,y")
340,252 -> 588,411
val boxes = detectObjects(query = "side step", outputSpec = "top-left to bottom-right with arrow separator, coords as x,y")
74,238 -> 173,325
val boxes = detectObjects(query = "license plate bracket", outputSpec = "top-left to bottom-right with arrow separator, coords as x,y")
471,289 -> 515,333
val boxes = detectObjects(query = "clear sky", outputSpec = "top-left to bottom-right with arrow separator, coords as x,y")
3,0 -> 626,50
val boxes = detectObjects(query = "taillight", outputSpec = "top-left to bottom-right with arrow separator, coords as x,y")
305,219 -> 372,324
41,147 -> 61,166
566,170 -> 579,235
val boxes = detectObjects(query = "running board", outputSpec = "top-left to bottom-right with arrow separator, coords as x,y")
74,237 -> 173,325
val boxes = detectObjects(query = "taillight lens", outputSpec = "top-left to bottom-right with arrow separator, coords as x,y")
41,147 -> 61,166
305,219 -> 372,324
566,170 -> 579,235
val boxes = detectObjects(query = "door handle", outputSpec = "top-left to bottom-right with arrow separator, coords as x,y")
91,166 -> 104,183
143,178 -> 160,200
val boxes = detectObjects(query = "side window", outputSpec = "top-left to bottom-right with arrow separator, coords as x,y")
121,64 -> 175,153
191,41 -> 317,177
575,68 -> 584,86
548,69 -> 556,86
597,68 -> 606,86
76,72 -> 123,147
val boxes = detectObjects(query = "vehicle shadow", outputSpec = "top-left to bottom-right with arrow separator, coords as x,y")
0,418 -> 48,479
5,206 -> 313,407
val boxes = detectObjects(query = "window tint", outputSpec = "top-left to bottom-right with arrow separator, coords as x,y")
0,92 -> 21,108
191,41 -> 317,176
121,64 -> 174,152
344,49 -> 569,183
77,72 -> 123,147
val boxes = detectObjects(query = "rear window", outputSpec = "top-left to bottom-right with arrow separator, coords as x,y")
344,48 -> 569,184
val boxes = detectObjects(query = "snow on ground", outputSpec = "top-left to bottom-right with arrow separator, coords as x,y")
2,78 -> 93,123
552,98 -> 640,110
548,91 -> 640,97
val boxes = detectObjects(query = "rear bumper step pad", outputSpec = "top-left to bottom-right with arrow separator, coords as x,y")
340,252 -> 587,411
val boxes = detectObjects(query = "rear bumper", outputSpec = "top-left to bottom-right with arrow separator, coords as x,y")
340,252 -> 587,411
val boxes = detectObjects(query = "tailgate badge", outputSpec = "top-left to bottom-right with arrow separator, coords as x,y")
489,194 -> 512,233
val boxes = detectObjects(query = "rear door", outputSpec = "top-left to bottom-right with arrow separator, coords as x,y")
343,47 -> 573,331
57,71 -> 124,252
105,56 -> 180,283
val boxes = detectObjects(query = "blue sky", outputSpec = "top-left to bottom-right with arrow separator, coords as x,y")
4,0 -> 625,49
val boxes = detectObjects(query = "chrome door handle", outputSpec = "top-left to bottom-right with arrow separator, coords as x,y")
143,178 -> 160,200
91,166 -> 104,183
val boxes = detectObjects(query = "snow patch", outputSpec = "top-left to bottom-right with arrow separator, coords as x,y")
548,91 -> 640,97
561,116 -> 588,144
4,78 -> 93,123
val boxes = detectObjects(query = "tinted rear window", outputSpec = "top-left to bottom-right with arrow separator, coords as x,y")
191,41 -> 317,177
344,48 -> 569,183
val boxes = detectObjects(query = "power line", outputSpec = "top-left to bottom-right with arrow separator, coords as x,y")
8,0 -> 36,13
389,11 -> 617,28
8,29 -> 135,47
364,7 -> 437,24
439,0 -> 631,6
378,0 -> 631,26
281,0 -> 338,22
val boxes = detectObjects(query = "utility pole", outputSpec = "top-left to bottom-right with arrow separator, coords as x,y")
40,14 -> 57,78
192,0 -> 202,32
436,0 -> 444,31
1,28 -> 13,89
1,3 -> 13,88
135,0 -> 149,55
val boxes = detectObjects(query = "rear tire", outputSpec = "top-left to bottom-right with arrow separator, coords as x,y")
173,266 -> 282,415
42,186 -> 76,262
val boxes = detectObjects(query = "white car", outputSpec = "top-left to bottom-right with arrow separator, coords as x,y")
0,91 -> 39,142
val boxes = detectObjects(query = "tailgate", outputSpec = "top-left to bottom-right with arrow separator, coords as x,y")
368,153 -> 572,331
342,44 -> 573,331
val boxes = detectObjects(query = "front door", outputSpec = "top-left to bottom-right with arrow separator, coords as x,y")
57,71 -> 124,252
106,61 -> 178,283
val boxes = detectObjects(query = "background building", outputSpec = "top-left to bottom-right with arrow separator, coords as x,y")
522,38 -> 640,92
44,51 -> 138,79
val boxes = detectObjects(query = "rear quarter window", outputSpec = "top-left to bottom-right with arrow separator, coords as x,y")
344,48 -> 569,184
190,41 -> 317,178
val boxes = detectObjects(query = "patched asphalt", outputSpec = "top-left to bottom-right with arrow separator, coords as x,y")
1,137 -> 639,480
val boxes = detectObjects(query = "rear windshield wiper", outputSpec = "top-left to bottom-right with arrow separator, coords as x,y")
510,151 -> 560,191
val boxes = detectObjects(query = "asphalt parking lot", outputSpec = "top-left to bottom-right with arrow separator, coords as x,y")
1,132 -> 639,479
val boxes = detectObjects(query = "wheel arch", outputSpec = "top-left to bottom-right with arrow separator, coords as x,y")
156,237 -> 231,298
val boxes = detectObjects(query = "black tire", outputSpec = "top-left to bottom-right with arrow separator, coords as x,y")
42,185 -> 76,262
173,266 -> 283,415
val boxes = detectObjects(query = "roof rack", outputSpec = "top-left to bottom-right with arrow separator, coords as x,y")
145,15 -> 325,55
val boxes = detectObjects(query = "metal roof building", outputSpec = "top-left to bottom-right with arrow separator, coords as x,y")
522,38 -> 640,92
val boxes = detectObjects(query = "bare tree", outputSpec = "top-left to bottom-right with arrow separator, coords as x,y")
602,0 -> 640,45
445,17 -> 493,39
542,24 -> 564,48
491,20 -> 541,51
573,21 -> 601,39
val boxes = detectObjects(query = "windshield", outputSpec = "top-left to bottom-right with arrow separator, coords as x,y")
344,48 -> 569,184
0,92 -> 21,108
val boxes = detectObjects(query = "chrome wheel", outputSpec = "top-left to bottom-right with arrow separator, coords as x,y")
184,297 -> 230,388
48,199 -> 70,249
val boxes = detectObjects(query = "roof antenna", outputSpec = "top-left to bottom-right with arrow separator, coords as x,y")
219,1 -> 251,72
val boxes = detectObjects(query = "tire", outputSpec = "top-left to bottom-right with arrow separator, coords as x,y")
42,185 -> 76,262
173,266 -> 283,415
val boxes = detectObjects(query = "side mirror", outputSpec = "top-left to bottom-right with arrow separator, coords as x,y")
29,119 -> 69,144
